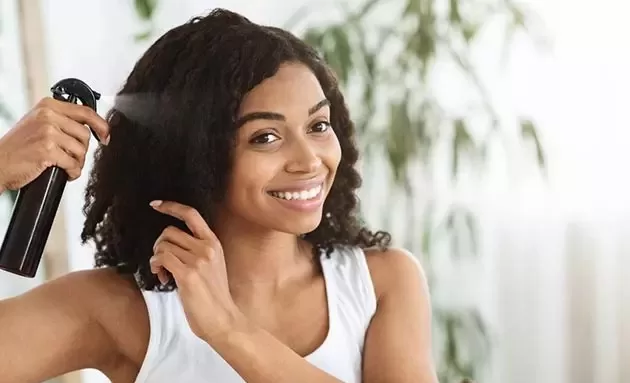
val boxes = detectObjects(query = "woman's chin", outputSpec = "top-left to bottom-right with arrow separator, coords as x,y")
272,214 -> 323,236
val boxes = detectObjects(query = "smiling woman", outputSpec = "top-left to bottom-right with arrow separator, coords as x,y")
0,8 -> 437,383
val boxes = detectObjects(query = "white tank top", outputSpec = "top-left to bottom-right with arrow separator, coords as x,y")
134,245 -> 377,383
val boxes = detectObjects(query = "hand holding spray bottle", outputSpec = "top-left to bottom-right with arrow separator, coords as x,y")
0,78 -> 102,277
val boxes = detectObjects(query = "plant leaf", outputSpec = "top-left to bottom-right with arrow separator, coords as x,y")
520,118 -> 546,168
403,0 -> 420,17
443,205 -> 478,259
302,28 -> 325,51
464,209 -> 478,256
304,26 -> 353,83
403,0 -> 437,78
461,21 -> 479,43
452,119 -> 473,177
449,0 -> 462,24
328,26 -> 353,85
511,4 -> 527,29
386,96 -> 415,187
408,23 -> 436,78
134,0 -> 158,21
134,29 -> 153,42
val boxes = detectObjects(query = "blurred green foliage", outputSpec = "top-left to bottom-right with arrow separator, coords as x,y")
289,0 -> 546,381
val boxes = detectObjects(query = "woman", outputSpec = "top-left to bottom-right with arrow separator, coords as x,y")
0,8 -> 436,383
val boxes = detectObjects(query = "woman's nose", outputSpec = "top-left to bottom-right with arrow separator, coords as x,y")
284,139 -> 322,174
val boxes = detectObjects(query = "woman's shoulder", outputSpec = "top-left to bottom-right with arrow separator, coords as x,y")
48,268 -> 146,333
50,267 -> 147,330
326,245 -> 428,296
52,267 -> 141,306
362,246 -> 429,300
53,268 -> 149,362
61,267 -> 147,324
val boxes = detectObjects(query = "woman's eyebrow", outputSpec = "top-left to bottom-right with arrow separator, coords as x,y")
235,98 -> 330,128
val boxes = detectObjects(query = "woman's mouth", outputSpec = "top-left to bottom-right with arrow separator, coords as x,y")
268,184 -> 323,201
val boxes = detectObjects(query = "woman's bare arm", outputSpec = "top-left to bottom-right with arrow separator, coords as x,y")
0,269 -> 126,383
362,248 -> 438,383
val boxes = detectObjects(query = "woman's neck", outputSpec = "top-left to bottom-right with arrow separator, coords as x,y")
213,219 -> 317,302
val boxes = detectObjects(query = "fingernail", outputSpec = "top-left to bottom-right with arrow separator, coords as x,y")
104,135 -> 110,145
158,271 -> 168,285
150,200 -> 162,208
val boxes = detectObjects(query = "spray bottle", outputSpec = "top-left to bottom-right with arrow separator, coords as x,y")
0,78 -> 101,277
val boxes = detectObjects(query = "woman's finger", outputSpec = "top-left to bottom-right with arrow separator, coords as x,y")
150,200 -> 216,241
154,240 -> 197,265
154,225 -> 197,252
150,250 -> 186,284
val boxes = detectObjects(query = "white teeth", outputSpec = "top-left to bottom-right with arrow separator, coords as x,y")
270,184 -> 322,201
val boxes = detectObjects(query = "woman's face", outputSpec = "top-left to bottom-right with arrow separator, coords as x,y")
221,62 -> 341,235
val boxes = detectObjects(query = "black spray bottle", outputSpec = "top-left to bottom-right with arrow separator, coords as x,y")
0,78 -> 101,277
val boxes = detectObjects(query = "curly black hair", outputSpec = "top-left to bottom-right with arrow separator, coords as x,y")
80,8 -> 391,291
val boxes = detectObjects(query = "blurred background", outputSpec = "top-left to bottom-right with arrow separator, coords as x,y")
0,0 -> 628,382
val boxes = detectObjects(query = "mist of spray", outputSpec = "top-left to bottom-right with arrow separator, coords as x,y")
98,92 -> 164,126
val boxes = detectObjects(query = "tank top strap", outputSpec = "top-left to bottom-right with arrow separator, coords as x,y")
320,246 -> 377,329
135,290 -> 189,383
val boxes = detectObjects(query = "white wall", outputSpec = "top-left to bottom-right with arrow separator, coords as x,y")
1,0 -> 629,382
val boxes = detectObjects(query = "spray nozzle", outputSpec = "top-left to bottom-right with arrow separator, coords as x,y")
50,78 -> 102,142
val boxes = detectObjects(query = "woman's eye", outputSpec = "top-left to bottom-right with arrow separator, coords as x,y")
310,121 -> 331,133
250,133 -> 280,145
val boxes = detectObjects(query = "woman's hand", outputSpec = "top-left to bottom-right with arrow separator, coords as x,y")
0,97 -> 109,192
149,200 -> 247,342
